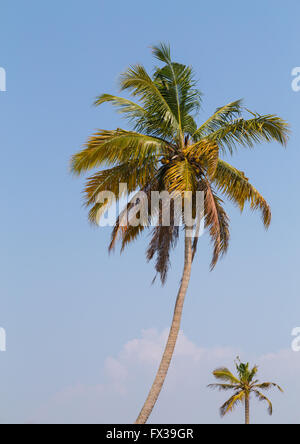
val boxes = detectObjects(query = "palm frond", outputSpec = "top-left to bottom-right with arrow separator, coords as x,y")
71,129 -> 167,175
109,181 -> 155,251
120,64 -> 180,137
208,384 -> 240,392
94,94 -> 147,125
151,42 -> 172,65
192,100 -> 243,141
152,43 -> 202,136
212,368 -> 240,384
83,161 -> 156,209
204,182 -> 230,269
220,391 -> 245,417
121,225 -> 147,251
213,159 -> 271,228
164,159 -> 197,194
206,113 -> 289,155
147,224 -> 180,284
253,382 -> 283,393
248,365 -> 258,382
253,390 -> 273,415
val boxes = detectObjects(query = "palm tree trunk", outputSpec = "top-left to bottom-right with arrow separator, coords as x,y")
135,226 -> 193,424
245,394 -> 250,425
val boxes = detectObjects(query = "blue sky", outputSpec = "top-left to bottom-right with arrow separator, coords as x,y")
0,0 -> 299,424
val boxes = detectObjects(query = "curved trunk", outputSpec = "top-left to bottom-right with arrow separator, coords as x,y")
135,227 -> 193,424
245,394 -> 250,425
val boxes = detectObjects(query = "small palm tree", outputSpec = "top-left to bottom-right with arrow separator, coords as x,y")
208,359 -> 283,424
71,43 -> 289,424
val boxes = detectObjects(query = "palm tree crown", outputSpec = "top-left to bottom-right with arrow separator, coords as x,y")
208,359 -> 283,423
71,42 -> 289,282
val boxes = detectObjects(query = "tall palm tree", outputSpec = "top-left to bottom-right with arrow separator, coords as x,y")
71,43 -> 289,424
208,359 -> 283,424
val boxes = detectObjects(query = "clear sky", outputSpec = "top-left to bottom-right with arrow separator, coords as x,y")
0,0 -> 299,424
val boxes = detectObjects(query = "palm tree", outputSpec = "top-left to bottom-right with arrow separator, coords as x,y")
208,359 -> 283,424
71,43 -> 289,424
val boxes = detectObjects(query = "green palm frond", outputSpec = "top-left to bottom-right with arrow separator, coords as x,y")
152,43 -> 202,137
253,382 -> 283,393
212,368 -> 240,384
192,100 -> 243,141
248,365 -> 258,382
71,129 -> 167,175
236,361 -> 258,383
212,160 -> 271,227
120,64 -> 180,138
94,94 -> 147,125
220,391 -> 245,417
151,42 -> 173,65
208,384 -> 240,391
206,113 -> 289,154
84,160 -> 156,209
